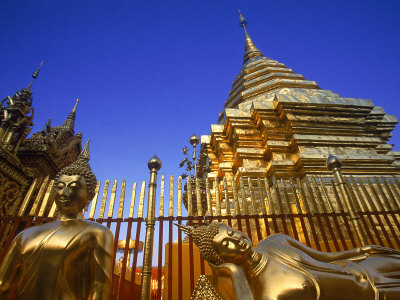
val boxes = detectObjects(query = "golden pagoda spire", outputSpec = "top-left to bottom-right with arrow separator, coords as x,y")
62,98 -> 79,130
238,10 -> 264,63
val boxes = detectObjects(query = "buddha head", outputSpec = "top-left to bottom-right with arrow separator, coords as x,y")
176,222 -> 252,265
54,140 -> 97,215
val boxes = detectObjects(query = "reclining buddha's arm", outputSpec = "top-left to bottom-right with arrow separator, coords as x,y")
272,234 -> 400,262
211,263 -> 254,300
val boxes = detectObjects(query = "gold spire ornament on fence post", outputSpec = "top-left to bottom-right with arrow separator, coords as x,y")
0,140 -> 114,300
177,222 -> 400,300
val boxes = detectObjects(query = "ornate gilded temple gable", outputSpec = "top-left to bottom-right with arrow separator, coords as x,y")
0,64 -> 42,216
204,11 -> 400,181
0,63 -> 84,221
18,99 -> 82,179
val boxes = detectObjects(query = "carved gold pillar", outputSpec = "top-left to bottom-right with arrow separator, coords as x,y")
140,155 -> 162,300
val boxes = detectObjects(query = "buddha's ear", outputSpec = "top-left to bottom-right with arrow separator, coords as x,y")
174,223 -> 194,236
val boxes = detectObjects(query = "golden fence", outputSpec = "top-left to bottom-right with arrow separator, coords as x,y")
1,171 -> 400,300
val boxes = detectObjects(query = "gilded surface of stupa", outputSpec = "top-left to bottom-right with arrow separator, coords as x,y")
202,11 -> 400,180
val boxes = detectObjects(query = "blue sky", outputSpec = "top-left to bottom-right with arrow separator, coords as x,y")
1,0 -> 400,190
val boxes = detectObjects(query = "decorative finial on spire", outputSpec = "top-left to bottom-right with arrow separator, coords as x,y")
238,9 -> 247,27
79,139 -> 90,161
72,98 -> 79,113
237,10 -> 264,63
62,98 -> 79,130
27,60 -> 43,90
32,60 -> 43,79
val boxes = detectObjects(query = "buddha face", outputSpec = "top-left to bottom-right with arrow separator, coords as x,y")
212,224 -> 252,263
55,174 -> 88,215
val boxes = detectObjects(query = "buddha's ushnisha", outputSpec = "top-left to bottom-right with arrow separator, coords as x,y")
0,140 -> 113,300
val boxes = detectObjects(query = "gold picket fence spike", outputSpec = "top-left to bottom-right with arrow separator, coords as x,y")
89,181 -> 101,219
99,180 -> 110,219
159,174 -> 165,217
117,179 -> 126,219
128,182 -> 137,218
138,181 -> 146,218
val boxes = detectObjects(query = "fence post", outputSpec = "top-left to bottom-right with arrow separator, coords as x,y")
326,154 -> 368,245
140,155 -> 162,300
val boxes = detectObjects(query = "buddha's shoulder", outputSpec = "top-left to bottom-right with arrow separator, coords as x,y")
80,220 -> 112,234
258,234 -> 296,247
79,221 -> 113,247
16,221 -> 60,242
81,221 -> 113,243
20,220 -> 59,235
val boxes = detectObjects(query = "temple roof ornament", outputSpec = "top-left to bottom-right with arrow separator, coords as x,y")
18,98 -> 83,175
27,60 -> 43,91
0,62 -> 43,153
238,10 -> 265,63
62,99 -> 79,131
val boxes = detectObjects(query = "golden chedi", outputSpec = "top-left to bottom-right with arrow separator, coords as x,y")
0,140 -> 114,300
178,222 -> 400,300
203,11 -> 400,181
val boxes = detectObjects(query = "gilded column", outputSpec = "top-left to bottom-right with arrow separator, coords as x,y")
140,155 -> 162,300
327,155 -> 368,245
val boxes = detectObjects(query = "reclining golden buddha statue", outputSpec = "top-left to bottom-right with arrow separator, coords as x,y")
0,140 -> 113,300
177,222 -> 400,300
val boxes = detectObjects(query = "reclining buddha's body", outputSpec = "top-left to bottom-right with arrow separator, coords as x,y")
179,222 -> 400,300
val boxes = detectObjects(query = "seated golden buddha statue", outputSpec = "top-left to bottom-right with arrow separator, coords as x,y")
0,141 -> 114,300
177,222 -> 400,300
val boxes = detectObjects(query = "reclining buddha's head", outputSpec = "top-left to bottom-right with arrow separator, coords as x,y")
177,222 -> 252,265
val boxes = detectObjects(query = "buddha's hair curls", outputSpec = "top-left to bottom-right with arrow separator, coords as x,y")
55,140 -> 97,203
55,160 -> 97,202
177,222 -> 224,265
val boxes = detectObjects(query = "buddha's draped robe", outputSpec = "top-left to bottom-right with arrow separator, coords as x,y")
0,219 -> 113,300
213,234 -> 400,300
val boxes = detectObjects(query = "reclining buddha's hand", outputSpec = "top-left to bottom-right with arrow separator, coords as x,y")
360,245 -> 400,255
